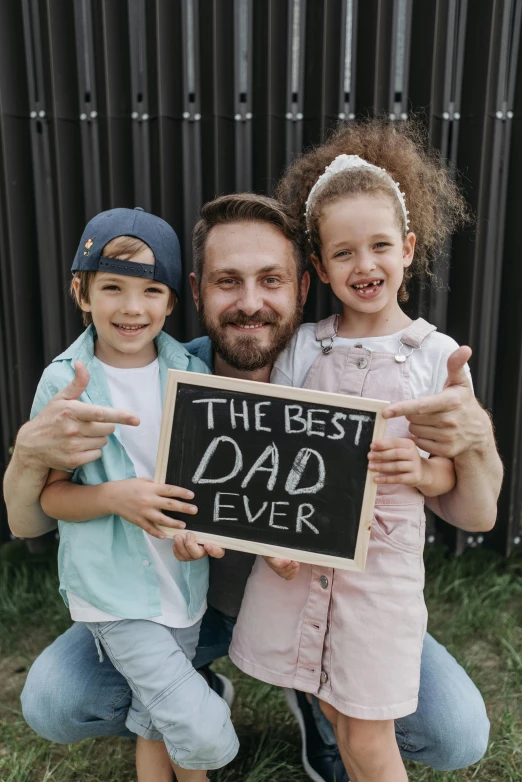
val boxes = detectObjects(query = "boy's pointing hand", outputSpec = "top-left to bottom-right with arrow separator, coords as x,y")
20,361 -> 139,472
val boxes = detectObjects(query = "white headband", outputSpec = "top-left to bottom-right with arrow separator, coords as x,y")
304,154 -> 410,231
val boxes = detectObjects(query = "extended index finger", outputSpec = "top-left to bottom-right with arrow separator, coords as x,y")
383,391 -> 461,420
68,400 -> 139,426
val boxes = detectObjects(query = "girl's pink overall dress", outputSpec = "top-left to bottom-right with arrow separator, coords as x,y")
229,317 -> 436,720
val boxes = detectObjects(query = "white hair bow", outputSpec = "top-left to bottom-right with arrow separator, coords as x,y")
304,154 -> 410,231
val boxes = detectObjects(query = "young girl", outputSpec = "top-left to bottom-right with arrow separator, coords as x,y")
229,120 -> 469,782
32,208 -> 238,782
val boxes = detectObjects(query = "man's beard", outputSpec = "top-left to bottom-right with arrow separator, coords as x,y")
199,296 -> 304,372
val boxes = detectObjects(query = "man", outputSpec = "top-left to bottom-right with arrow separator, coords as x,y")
4,194 -> 502,782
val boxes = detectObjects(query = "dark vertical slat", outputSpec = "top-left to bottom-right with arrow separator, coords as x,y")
0,2 -> 43,429
45,0 -> 86,347
302,0 -> 344,147
128,0 -> 152,211
449,0 -> 506,393
251,0 -> 288,194
177,0 -> 204,339
285,0 -> 307,164
199,0 -> 236,200
488,0 -> 522,557
99,0 -> 134,206
233,0 -> 253,193
356,0 -> 394,114
338,0 -> 358,122
0,0 -> 44,541
300,3 -> 344,333
154,0 -> 190,339
74,0 -> 104,220
21,0 -> 70,364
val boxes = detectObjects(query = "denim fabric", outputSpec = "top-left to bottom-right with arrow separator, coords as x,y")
30,325 -> 210,621
311,633 -> 490,770
85,619 -> 238,770
22,618 -> 489,771
183,336 -> 213,372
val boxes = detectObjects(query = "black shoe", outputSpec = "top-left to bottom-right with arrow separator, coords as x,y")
284,689 -> 350,782
198,664 -> 235,709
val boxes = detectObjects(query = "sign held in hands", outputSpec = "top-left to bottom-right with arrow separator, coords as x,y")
155,371 -> 388,571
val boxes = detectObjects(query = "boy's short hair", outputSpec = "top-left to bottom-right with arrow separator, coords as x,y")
191,193 -> 307,284
72,236 -> 160,327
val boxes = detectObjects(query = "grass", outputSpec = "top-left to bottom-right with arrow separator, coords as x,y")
0,541 -> 520,781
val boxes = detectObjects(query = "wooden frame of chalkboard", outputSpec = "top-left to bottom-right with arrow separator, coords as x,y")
155,370 -> 388,572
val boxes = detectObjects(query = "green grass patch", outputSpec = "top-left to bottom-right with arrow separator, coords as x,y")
0,543 -> 520,781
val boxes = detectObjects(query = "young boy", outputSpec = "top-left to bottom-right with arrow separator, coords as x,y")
32,207 -> 238,782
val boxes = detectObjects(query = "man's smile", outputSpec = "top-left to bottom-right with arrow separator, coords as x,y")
227,322 -> 270,332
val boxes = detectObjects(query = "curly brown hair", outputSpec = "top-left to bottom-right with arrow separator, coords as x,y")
275,117 -> 469,301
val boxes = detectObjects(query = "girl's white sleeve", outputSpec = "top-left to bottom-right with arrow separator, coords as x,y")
431,334 -> 474,395
270,333 -> 299,387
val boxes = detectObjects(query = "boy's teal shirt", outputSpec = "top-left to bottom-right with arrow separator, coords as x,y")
31,326 -> 213,621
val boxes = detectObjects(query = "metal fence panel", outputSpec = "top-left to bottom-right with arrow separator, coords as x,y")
0,0 -> 521,556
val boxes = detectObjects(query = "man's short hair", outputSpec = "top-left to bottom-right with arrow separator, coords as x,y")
192,193 -> 307,283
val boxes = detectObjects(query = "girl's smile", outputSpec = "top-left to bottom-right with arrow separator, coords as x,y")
312,193 -> 415,336
350,277 -> 384,298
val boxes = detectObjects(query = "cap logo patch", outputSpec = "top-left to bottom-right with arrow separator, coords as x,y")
84,238 -> 94,256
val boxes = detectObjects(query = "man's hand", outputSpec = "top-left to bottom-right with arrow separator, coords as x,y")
263,556 -> 300,580
382,346 -> 488,458
172,531 -> 226,561
383,346 -> 502,531
17,361 -> 139,472
107,478 -> 197,540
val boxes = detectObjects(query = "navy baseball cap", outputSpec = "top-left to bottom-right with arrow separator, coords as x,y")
71,207 -> 182,297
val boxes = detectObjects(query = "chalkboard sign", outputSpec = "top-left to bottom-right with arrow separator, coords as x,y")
155,371 -> 388,571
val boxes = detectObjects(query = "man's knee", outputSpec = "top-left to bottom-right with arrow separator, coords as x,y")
428,706 -> 490,771
21,648 -> 79,743
21,623 -> 132,743
399,633 -> 490,771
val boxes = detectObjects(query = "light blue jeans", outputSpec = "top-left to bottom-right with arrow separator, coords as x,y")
21,610 -> 489,772
85,619 -> 238,770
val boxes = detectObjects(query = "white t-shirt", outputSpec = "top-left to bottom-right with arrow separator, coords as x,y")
67,358 -> 205,628
271,322 -> 472,399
